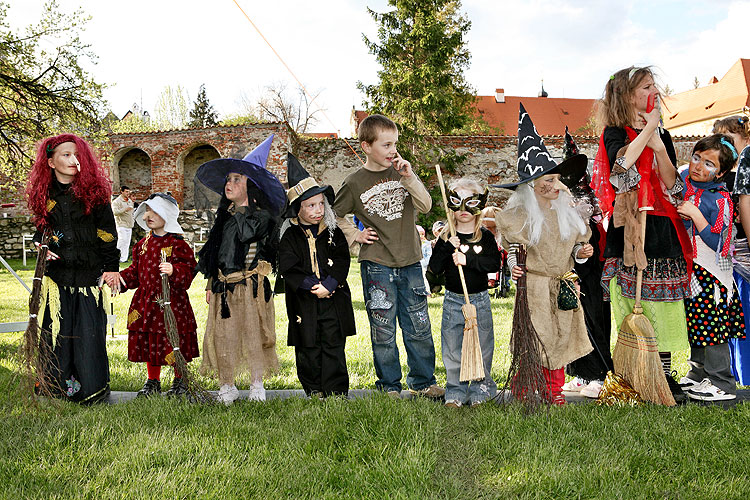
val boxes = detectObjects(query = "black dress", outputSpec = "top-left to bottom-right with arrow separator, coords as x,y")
36,179 -> 120,404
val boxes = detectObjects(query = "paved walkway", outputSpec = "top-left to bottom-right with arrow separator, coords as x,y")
106,388 -> 750,408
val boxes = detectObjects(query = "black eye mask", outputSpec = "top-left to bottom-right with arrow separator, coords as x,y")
447,188 -> 488,215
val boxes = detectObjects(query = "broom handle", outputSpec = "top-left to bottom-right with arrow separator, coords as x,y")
435,165 -> 471,305
633,209 -> 648,311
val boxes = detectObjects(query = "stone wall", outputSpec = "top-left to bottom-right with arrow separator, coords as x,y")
0,215 -> 38,260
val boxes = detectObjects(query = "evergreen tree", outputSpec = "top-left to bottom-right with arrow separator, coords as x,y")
357,0 -> 475,150
188,84 -> 218,128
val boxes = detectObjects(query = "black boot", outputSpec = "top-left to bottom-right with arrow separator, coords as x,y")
164,377 -> 188,397
665,371 -> 685,403
136,378 -> 161,398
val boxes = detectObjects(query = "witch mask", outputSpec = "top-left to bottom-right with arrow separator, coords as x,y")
447,188 -> 488,215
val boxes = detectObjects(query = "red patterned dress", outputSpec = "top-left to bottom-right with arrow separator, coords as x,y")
120,233 -> 200,365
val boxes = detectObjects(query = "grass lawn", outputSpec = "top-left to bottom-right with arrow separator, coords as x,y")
1,257 -> 749,499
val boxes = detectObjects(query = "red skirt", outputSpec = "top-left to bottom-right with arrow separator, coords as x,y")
128,330 -> 200,365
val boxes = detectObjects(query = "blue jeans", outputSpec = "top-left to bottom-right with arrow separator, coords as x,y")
441,290 -> 496,404
361,261 -> 437,392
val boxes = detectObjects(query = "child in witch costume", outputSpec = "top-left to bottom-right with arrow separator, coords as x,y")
278,154 -> 356,397
591,67 -> 691,395
676,135 -> 745,401
25,134 -> 120,404
494,104 -> 594,405
558,128 -> 614,399
195,135 -> 286,405
429,178 -> 500,408
119,193 -> 199,397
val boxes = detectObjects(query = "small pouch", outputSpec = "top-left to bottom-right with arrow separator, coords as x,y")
557,271 -> 579,311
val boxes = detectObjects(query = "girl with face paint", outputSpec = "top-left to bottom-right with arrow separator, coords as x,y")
675,134 -> 745,401
428,178 -> 500,407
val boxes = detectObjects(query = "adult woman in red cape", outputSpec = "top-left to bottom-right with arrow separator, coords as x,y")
591,67 -> 692,392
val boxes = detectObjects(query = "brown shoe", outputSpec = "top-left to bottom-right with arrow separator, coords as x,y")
410,384 -> 445,399
444,400 -> 462,408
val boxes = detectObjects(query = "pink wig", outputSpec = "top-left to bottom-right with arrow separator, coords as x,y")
26,134 -> 112,229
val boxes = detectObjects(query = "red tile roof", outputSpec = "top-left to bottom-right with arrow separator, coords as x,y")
473,95 -> 596,136
663,59 -> 750,129
351,93 -> 597,137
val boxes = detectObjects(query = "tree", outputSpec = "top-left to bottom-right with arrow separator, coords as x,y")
255,82 -> 321,133
357,0 -> 476,148
693,77 -> 700,89
662,84 -> 673,96
0,1 -> 106,190
188,84 -> 218,128
153,85 -> 190,130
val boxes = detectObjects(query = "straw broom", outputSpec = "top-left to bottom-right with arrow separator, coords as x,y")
435,166 -> 484,382
158,249 -> 214,403
611,210 -> 675,406
502,245 -> 551,412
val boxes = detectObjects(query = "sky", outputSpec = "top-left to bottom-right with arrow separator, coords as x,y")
5,0 -> 750,136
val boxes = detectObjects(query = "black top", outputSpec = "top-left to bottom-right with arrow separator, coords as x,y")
36,179 -> 120,287
428,228 -> 501,294
723,171 -> 746,240
602,126 -> 684,259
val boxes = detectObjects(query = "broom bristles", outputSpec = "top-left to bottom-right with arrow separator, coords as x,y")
613,310 -> 675,406
459,303 -> 485,382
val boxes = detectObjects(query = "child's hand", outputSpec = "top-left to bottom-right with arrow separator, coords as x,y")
576,244 -> 594,259
676,200 -> 700,220
448,235 -> 460,248
311,284 -> 331,298
511,265 -> 525,280
206,290 -> 211,304
102,271 -> 122,294
392,151 -> 412,177
452,251 -> 466,267
159,262 -> 173,276
356,227 -> 379,245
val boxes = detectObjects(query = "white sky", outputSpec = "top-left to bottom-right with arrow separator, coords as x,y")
5,0 -> 750,136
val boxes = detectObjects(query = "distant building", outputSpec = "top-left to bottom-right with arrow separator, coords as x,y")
663,58 -> 750,136
350,86 -> 597,137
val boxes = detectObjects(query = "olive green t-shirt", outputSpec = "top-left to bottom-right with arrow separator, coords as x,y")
333,166 -> 431,268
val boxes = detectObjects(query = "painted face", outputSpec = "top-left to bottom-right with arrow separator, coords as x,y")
362,129 -> 399,170
689,149 -> 720,183
447,188 -> 488,215
533,174 -> 563,201
297,193 -> 325,225
630,74 -> 659,115
225,172 -> 249,205
47,142 -> 80,183
143,205 -> 166,234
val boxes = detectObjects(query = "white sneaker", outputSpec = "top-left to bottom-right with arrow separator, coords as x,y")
248,382 -> 266,402
678,376 -> 701,392
218,384 -> 240,406
687,379 -> 736,401
580,380 -> 604,398
562,377 -> 587,392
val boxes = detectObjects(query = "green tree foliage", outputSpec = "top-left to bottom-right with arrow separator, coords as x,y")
188,84 -> 218,128
0,1 -> 106,192
357,0 -> 476,146
153,84 -> 190,130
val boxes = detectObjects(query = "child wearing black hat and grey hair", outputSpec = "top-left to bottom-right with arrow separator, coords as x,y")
119,193 -> 199,397
279,153 -> 356,397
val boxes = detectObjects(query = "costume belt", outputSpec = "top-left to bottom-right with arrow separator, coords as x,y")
217,261 -> 273,318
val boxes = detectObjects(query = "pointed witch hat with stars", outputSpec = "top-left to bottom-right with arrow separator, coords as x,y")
492,103 -> 588,189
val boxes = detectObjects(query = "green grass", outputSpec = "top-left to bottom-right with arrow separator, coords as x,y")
0,258 -> 748,499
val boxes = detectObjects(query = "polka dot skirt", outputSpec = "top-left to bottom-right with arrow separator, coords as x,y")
685,264 -> 746,347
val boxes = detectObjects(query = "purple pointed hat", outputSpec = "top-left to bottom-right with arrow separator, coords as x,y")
195,134 -> 286,216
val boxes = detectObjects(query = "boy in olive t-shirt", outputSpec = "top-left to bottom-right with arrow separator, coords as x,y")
333,114 -> 444,398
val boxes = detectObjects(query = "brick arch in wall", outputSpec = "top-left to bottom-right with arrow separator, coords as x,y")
111,146 -> 153,203
177,142 -> 222,210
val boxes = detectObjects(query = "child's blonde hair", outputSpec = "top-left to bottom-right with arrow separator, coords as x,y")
443,177 -> 484,243
597,66 -> 656,129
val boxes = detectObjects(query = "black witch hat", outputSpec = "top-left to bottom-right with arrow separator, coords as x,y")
284,152 -> 334,218
559,126 -> 589,189
492,103 -> 588,190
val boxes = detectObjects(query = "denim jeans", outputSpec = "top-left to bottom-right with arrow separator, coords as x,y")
441,290 -> 496,404
361,261 -> 437,392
